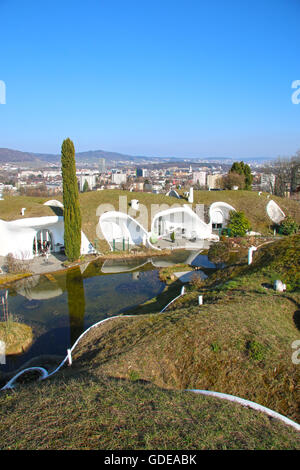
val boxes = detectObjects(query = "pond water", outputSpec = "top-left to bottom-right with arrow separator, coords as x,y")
0,250 -> 216,374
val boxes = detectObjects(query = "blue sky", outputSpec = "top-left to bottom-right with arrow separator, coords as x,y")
0,0 -> 299,159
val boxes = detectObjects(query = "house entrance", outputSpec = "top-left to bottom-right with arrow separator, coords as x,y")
33,229 -> 53,255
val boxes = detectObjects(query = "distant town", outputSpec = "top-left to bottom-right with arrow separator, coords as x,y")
0,150 -> 299,201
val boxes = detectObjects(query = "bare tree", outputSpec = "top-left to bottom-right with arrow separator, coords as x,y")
271,151 -> 300,196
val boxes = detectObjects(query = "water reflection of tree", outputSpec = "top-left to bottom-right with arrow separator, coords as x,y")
66,268 -> 86,346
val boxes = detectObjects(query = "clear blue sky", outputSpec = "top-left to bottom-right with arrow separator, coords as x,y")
0,0 -> 299,159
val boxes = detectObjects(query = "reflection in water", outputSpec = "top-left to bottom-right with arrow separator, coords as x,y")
0,249 -> 219,374
151,250 -> 201,268
101,257 -> 150,273
101,250 -> 204,273
66,268 -> 86,346
15,275 -> 63,300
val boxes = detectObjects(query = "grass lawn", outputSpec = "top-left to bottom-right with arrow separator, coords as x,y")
69,235 -> 300,424
0,373 -> 299,450
0,190 -> 299,252
0,321 -> 33,355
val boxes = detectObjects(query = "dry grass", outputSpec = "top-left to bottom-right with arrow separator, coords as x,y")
0,321 -> 33,355
0,373 -> 299,450
68,236 -> 300,423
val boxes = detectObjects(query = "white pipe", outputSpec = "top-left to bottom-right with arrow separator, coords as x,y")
160,289 -> 186,313
1,367 -> 49,390
187,389 -> 300,432
67,349 -> 72,366
248,246 -> 257,265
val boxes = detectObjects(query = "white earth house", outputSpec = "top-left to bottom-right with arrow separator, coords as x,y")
99,211 -> 149,251
0,215 -> 94,260
209,201 -> 236,229
151,205 -> 215,241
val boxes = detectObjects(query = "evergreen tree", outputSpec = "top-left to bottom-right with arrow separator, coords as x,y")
230,161 -> 253,190
61,138 -> 82,261
227,210 -> 251,236
82,179 -> 89,192
243,163 -> 253,190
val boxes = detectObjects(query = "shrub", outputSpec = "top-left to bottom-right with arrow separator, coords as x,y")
190,275 -> 205,289
5,253 -> 31,274
279,216 -> 299,236
227,211 -> 251,237
208,239 -> 231,264
246,340 -> 267,362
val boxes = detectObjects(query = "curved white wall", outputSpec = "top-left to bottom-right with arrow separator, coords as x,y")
209,202 -> 236,228
166,189 -> 181,199
151,205 -> 213,240
0,216 -> 64,259
43,200 -> 64,209
0,216 -> 94,259
266,200 -> 285,224
99,211 -> 149,251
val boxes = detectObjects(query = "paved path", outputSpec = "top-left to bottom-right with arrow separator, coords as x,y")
0,253 -> 67,276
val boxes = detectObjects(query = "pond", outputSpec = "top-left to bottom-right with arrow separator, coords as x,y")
0,250 -> 216,374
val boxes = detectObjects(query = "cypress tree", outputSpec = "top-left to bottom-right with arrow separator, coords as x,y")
61,138 -> 81,261
66,267 -> 85,345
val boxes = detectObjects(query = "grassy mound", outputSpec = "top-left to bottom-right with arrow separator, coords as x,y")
68,235 -> 300,424
0,373 -> 299,450
1,191 -> 299,252
248,234 -> 300,291
206,234 -> 300,292
191,190 -> 300,234
0,322 -> 33,355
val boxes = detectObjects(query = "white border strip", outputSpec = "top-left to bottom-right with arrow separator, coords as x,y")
160,287 -> 185,312
188,390 -> 300,432
1,367 -> 48,390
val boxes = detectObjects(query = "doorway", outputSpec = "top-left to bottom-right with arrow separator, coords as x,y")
33,229 -> 53,255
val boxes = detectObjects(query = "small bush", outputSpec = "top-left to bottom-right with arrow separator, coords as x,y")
227,211 -> 251,237
208,240 -> 231,264
279,216 -> 299,236
246,340 -> 267,362
5,253 -> 31,274
190,275 -> 205,290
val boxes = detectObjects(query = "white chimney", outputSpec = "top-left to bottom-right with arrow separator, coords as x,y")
188,187 -> 194,203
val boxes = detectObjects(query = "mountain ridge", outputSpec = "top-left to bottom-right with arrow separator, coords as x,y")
0,147 -> 271,165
